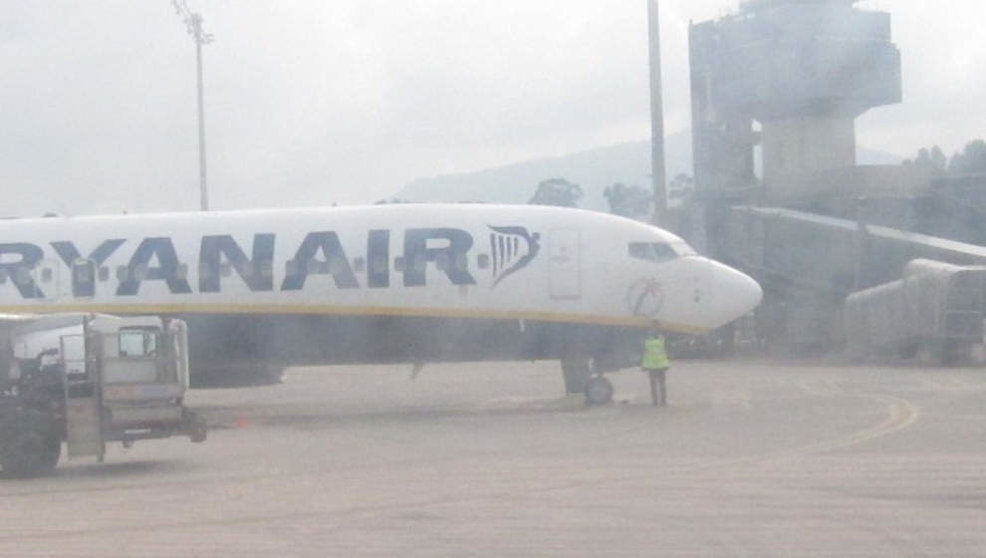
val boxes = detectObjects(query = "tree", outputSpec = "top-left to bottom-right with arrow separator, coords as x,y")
903,140 -> 986,176
604,183 -> 653,220
528,178 -> 583,207
902,146 -> 947,175
669,173 -> 695,204
948,139 -> 986,175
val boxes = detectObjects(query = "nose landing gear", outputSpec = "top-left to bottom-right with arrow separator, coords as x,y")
584,375 -> 614,406
561,356 -> 615,405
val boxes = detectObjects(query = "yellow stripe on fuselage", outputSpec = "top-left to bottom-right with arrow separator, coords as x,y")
0,302 -> 708,334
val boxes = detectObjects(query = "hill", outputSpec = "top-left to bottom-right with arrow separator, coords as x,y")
392,131 -> 903,210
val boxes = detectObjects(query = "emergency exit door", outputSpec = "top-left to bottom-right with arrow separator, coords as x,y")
548,229 -> 581,299
71,259 -> 97,298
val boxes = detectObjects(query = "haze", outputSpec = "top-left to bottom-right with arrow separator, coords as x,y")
1,0 -> 982,215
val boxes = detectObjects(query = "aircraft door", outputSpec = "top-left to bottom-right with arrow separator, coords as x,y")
548,229 -> 581,299
70,258 -> 97,298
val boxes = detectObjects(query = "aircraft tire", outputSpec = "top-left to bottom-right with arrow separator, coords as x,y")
584,376 -> 614,406
0,409 -> 60,478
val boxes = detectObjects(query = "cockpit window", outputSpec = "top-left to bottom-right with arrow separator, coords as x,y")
628,242 -> 678,262
671,241 -> 697,256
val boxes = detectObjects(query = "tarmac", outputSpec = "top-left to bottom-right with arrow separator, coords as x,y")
2,359 -> 986,557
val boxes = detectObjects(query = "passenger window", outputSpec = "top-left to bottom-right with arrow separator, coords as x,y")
628,242 -> 678,263
477,254 -> 490,270
98,266 -> 110,282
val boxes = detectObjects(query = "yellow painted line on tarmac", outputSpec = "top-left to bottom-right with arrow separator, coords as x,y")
642,394 -> 923,476
787,394 -> 920,456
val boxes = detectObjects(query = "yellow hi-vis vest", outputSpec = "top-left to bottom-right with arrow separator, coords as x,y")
642,337 -> 670,369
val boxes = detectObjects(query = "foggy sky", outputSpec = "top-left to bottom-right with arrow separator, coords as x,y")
1,1 -> 983,216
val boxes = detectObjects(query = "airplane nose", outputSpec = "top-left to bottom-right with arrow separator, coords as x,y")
703,259 -> 763,325
724,266 -> 763,319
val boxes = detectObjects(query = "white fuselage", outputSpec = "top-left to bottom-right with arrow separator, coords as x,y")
0,204 -> 759,335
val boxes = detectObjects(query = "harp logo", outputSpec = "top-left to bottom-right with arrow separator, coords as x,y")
488,226 -> 540,288
626,277 -> 664,317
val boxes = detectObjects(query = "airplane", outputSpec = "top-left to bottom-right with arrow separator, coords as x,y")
0,203 -> 762,403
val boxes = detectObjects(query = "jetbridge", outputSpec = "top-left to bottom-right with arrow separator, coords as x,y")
717,206 -> 986,352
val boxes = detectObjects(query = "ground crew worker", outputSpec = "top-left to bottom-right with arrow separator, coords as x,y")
642,327 -> 670,406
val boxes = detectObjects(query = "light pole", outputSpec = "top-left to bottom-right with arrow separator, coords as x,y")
647,0 -> 668,226
173,1 -> 214,211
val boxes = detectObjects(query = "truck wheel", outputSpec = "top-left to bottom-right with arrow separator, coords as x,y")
1,412 -> 60,478
191,423 -> 207,444
182,409 -> 208,443
189,417 -> 208,444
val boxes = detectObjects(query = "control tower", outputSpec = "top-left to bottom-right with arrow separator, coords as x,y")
690,0 -> 902,202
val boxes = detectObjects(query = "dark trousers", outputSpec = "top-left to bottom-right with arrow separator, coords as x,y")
646,368 -> 668,406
